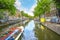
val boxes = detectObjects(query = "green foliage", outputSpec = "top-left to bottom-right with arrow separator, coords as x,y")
21,11 -> 29,17
0,9 -> 5,19
21,11 -> 34,19
34,0 -> 52,17
53,0 -> 60,8
0,0 -> 16,15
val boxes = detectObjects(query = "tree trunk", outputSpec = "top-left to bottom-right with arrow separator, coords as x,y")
57,8 -> 60,17
39,15 -> 41,23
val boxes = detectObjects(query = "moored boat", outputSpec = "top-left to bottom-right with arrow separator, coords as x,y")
0,26 -> 24,40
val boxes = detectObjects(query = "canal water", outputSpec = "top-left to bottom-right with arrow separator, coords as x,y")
19,20 -> 60,40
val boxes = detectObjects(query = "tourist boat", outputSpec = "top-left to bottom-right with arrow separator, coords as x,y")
0,26 -> 24,40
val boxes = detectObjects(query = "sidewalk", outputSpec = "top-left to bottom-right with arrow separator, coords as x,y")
0,20 -> 21,27
42,22 -> 60,35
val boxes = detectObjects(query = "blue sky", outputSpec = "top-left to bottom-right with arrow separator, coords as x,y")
19,0 -> 36,10
15,0 -> 37,16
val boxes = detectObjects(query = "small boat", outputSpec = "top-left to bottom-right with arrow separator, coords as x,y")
0,26 -> 24,40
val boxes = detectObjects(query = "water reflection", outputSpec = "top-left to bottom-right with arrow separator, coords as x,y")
21,20 -> 37,40
35,23 -> 60,40
19,20 -> 60,40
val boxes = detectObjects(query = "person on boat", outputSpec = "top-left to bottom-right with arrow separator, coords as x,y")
10,36 -> 15,40
8,36 -> 15,40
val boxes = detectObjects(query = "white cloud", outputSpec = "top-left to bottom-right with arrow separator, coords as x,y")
20,3 -> 37,16
26,3 -> 37,16
14,0 -> 21,10
15,0 -> 37,16
30,3 -> 37,12
20,4 -> 37,16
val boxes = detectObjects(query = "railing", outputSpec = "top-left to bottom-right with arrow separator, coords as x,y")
5,29 -> 19,40
5,26 -> 24,40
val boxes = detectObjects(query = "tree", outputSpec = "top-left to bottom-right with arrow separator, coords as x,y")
0,10 -> 4,19
53,0 -> 60,17
34,0 -> 52,18
20,11 -> 28,17
0,0 -> 16,15
53,0 -> 60,8
20,11 -> 34,19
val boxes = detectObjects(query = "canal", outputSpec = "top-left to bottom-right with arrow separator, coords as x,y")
19,20 -> 60,40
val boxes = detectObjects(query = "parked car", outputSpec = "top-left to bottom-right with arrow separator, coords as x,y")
57,18 -> 60,24
0,19 -> 8,23
50,16 -> 59,23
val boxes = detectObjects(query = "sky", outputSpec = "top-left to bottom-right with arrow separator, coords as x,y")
15,0 -> 37,16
